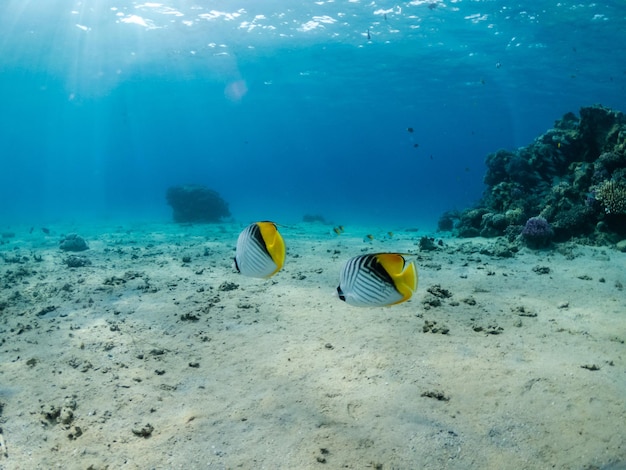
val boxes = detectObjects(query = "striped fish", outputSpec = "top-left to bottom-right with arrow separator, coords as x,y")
234,222 -> 285,278
337,253 -> 418,307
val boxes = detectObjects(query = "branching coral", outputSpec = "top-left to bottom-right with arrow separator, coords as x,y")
594,180 -> 626,214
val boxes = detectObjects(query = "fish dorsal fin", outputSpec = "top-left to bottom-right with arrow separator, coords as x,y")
375,253 -> 418,304
257,221 -> 286,274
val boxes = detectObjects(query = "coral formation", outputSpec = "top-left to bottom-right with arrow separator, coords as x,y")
437,210 -> 459,232
166,185 -> 231,223
521,217 -> 553,248
594,180 -> 626,215
59,234 -> 89,252
446,105 -> 626,247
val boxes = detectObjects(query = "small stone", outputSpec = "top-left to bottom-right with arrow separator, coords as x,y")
65,255 -> 91,268
422,295 -> 442,308
513,305 -> 537,317
420,390 -> 450,401
615,239 -> 626,252
132,423 -> 154,438
59,407 -> 74,425
218,282 -> 239,292
532,265 -> 551,275
426,284 -> 453,298
42,404 -> 61,423
557,301 -> 569,309
462,297 -> 477,306
68,426 -> 83,440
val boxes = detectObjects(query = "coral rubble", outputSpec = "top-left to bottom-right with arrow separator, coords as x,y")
166,185 -> 231,223
444,105 -> 626,247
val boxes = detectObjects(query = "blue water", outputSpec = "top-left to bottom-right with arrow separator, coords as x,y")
1,1 -> 625,228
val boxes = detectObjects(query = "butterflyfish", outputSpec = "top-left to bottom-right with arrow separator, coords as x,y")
337,253 -> 418,307
234,222 -> 285,278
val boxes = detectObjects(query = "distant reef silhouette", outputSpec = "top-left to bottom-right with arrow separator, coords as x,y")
166,184 -> 231,223
440,104 -> 626,248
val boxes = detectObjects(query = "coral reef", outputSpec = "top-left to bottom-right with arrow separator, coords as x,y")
166,185 -> 231,223
446,105 -> 626,247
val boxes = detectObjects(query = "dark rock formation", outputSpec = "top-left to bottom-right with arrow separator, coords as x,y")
59,234 -> 89,252
166,185 -> 231,223
447,105 -> 626,247
418,236 -> 438,251
437,210 -> 459,232
303,214 -> 328,224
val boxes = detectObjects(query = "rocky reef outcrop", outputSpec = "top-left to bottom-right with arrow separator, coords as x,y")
59,234 -> 89,252
442,105 -> 626,247
166,185 -> 231,223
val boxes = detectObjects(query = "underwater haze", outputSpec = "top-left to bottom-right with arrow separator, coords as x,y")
1,0 -> 625,228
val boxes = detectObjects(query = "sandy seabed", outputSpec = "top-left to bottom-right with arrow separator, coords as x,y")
0,221 -> 624,470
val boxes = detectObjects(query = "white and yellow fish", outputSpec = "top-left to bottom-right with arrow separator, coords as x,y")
337,253 -> 418,307
234,222 -> 285,278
